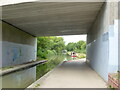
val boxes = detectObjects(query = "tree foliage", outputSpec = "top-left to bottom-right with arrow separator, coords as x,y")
37,36 -> 65,59
37,37 -> 86,80
65,40 -> 86,53
37,36 -> 86,59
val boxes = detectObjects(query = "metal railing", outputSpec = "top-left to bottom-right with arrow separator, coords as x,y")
0,60 -> 47,76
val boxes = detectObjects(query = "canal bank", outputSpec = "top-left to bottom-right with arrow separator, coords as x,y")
1,55 -> 71,88
28,59 -> 107,88
36,54 -> 72,80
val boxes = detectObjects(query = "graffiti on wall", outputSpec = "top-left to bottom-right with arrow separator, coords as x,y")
3,41 -> 36,67
12,47 -> 21,61
7,47 -> 22,62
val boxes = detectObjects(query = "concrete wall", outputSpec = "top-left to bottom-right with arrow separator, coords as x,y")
0,5 -> 2,89
108,2 -> 118,73
87,33 -> 109,81
2,67 -> 36,88
87,3 -> 109,44
2,21 -> 37,67
87,2 -> 118,81
0,21 -> 2,68
108,20 -> 118,73
118,19 -> 120,71
0,20 -> 2,89
118,2 -> 120,72
1,21 -> 37,88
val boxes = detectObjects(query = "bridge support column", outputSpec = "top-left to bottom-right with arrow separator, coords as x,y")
1,21 -> 37,88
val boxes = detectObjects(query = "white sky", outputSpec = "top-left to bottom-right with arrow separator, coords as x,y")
59,35 -> 87,45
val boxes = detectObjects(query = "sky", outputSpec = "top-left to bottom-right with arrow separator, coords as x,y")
59,35 -> 87,45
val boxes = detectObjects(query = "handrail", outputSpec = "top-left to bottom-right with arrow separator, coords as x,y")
0,60 -> 47,76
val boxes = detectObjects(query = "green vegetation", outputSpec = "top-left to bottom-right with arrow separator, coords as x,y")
66,41 -> 86,59
65,41 -> 86,54
36,55 -> 65,80
37,36 -> 65,59
0,66 -> 14,70
36,36 -> 65,80
109,85 -> 117,90
34,83 -> 40,88
36,36 -> 86,80
77,53 -> 86,59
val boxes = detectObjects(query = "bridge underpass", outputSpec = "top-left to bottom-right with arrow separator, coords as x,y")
0,1 -> 119,88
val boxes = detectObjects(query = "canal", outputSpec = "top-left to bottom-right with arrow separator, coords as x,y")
36,54 -> 72,80
2,54 -> 72,88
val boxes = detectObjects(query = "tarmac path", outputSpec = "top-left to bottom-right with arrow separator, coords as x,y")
28,59 -> 107,88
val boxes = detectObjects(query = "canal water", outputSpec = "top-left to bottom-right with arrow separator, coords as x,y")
2,54 -> 72,88
36,54 -> 72,80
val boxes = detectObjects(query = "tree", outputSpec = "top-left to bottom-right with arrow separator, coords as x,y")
65,42 -> 76,51
37,36 -> 65,59
50,37 -> 65,53
65,40 -> 86,53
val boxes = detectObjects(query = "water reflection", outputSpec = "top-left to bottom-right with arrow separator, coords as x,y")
2,67 -> 36,88
36,54 -> 72,80
2,55 -> 72,88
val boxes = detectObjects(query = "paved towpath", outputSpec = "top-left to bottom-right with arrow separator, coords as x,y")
28,59 -> 107,88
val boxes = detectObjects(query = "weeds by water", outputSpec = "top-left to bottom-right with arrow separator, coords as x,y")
0,66 -> 14,71
36,53 -> 86,80
36,54 -> 65,80
34,83 -> 40,88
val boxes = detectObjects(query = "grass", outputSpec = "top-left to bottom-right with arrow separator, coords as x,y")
77,53 -> 86,59
109,85 -> 117,90
34,83 -> 40,88
0,66 -> 14,70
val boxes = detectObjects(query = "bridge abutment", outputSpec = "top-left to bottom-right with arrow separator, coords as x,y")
87,2 -> 118,81
1,21 -> 37,88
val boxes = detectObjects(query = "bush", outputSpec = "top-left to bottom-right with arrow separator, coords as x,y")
77,53 -> 86,59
